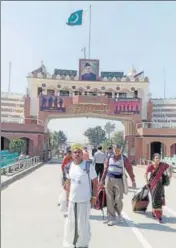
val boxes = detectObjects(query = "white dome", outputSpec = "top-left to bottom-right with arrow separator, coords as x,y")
127,67 -> 137,77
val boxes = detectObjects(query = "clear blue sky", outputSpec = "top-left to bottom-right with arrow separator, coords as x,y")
2,1 -> 176,142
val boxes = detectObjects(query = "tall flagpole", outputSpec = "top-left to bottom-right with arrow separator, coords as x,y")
8,61 -> 11,94
88,5 -> 92,59
83,47 -> 86,59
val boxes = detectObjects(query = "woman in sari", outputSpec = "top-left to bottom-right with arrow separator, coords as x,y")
145,153 -> 173,223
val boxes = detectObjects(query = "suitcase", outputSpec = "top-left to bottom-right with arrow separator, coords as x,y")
132,186 -> 149,212
132,198 -> 149,212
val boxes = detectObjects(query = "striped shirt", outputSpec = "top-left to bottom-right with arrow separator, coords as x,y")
107,157 -> 123,177
101,154 -> 135,182
94,150 -> 106,164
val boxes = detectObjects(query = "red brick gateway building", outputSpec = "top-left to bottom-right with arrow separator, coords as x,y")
1,60 -> 176,163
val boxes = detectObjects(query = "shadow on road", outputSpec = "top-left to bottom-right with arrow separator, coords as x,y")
145,211 -> 176,224
90,214 -> 129,227
90,214 -> 105,221
164,216 -> 176,224
90,212 -> 176,232
136,222 -> 176,232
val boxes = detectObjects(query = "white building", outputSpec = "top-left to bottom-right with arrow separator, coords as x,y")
1,92 -> 25,123
151,98 -> 176,127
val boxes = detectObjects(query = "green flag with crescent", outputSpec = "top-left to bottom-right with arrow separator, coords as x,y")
66,10 -> 83,26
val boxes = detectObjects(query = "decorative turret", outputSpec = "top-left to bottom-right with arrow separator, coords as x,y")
127,66 -> 137,78
28,60 -> 47,78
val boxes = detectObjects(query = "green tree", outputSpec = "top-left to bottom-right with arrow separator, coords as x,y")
57,130 -> 67,148
9,138 -> 26,154
50,130 -> 67,150
104,122 -> 116,140
50,131 -> 57,150
84,126 -> 106,146
102,139 -> 112,150
112,131 -> 124,147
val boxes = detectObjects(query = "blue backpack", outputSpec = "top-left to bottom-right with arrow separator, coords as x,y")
63,160 -> 91,181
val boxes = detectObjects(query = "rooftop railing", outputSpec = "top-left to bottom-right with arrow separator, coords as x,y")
1,117 -> 44,126
136,121 -> 175,129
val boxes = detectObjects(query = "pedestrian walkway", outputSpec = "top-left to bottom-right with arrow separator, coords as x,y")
1,164 -> 176,248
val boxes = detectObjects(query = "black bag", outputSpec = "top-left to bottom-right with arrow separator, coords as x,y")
132,186 -> 149,212
132,186 -> 149,202
162,172 -> 170,186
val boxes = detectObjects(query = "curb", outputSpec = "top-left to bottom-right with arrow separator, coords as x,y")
1,162 -> 44,191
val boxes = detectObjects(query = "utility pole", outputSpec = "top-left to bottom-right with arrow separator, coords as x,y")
8,61 -> 11,94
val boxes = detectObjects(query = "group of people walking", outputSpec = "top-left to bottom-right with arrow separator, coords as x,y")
60,144 -> 173,248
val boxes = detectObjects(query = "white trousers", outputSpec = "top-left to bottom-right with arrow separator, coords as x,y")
63,201 -> 91,248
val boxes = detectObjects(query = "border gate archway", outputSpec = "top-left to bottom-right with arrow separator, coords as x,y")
36,95 -> 142,162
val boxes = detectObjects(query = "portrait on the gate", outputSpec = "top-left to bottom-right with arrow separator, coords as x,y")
79,59 -> 99,81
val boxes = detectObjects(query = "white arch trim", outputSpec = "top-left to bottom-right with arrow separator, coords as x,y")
44,113 -> 138,132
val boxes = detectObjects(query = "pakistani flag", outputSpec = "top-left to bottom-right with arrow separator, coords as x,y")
66,10 -> 83,26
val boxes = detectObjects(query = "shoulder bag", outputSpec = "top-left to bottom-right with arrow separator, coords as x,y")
121,155 -> 128,195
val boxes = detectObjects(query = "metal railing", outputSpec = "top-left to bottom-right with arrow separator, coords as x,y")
136,121 -> 176,129
1,156 -> 41,176
1,117 -> 44,126
24,117 -> 44,125
136,122 -> 163,129
152,104 -> 174,128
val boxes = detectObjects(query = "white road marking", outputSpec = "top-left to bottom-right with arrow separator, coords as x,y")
163,206 -> 176,217
122,212 -> 153,248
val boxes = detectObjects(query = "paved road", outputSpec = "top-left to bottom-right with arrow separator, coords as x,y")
1,164 -> 176,248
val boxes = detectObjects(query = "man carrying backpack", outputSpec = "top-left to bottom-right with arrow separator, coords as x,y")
61,150 -> 73,186
100,144 -> 136,226
63,145 -> 98,248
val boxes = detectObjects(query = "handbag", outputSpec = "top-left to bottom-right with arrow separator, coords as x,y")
162,172 -> 170,186
121,155 -> 128,195
58,190 -> 68,213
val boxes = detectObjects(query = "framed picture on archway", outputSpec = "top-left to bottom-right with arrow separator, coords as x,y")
79,59 -> 99,81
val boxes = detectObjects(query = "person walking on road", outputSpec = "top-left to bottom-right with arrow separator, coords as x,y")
106,146 -> 114,159
61,150 -> 73,185
145,153 -> 173,223
63,145 -> 98,248
92,146 -> 97,157
19,152 -> 25,160
83,146 -> 90,161
94,146 -> 106,181
100,144 -> 136,226
62,150 -> 72,173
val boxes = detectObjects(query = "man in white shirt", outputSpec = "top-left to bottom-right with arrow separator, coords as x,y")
63,145 -> 98,248
94,146 -> 106,181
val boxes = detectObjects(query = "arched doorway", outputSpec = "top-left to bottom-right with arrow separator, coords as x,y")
170,143 -> 176,157
1,137 -> 10,150
21,138 -> 32,155
150,141 -> 165,160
